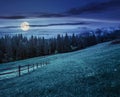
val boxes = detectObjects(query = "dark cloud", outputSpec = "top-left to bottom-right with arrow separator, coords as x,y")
35,12 -> 67,18
0,22 -> 89,28
0,26 -> 18,28
66,0 -> 120,15
0,13 -> 67,19
0,16 -> 27,19
30,22 -> 89,27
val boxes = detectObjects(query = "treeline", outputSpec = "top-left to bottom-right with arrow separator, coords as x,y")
0,29 -> 120,63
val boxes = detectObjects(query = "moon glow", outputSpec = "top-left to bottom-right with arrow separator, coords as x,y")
20,22 -> 30,31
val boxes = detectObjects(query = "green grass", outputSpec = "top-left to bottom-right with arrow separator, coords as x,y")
0,41 -> 120,97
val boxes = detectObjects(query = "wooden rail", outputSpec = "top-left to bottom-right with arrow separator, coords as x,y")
0,61 -> 49,79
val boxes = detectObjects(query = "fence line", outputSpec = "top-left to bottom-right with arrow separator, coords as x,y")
0,61 -> 50,79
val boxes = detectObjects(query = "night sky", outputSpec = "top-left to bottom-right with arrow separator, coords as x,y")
0,0 -> 120,38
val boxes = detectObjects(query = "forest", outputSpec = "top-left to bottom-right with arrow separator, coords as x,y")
0,29 -> 120,63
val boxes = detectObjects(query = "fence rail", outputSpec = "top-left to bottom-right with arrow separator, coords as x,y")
0,61 -> 49,79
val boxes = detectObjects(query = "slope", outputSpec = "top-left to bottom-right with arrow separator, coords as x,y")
0,41 -> 120,97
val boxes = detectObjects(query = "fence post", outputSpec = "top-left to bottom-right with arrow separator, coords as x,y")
37,63 -> 38,68
33,64 -> 34,71
42,62 -> 43,66
28,64 -> 29,73
18,65 -> 21,77
43,62 -> 44,66
40,62 -> 42,67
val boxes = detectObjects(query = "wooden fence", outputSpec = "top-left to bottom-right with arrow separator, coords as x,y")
0,61 -> 49,79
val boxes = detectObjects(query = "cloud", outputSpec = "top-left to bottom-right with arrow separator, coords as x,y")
30,22 -> 89,27
31,0 -> 120,18
66,0 -> 120,15
0,16 -> 27,19
0,13 -> 68,19
35,12 -> 68,18
0,22 -> 89,28
0,26 -> 18,28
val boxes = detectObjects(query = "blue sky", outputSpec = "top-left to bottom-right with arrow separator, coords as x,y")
0,0 -> 107,14
0,0 -> 119,19
0,0 -> 120,38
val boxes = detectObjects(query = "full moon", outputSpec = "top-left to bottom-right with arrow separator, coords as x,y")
20,22 -> 30,31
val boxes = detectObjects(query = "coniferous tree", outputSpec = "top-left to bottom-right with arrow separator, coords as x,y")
0,29 -> 119,63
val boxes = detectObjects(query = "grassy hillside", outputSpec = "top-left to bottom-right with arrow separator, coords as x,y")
0,41 -> 120,97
